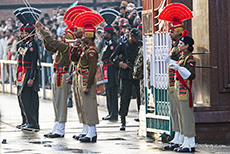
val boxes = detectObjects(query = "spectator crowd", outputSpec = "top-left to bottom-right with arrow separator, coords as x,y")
0,1 -> 142,91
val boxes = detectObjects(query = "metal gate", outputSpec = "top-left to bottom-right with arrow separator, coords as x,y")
143,32 -> 172,135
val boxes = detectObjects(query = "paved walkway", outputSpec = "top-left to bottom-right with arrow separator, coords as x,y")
0,93 -> 230,154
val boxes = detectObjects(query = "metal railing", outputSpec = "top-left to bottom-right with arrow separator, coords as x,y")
0,60 -> 106,99
0,60 -> 53,99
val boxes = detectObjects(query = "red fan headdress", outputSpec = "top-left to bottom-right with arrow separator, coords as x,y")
63,6 -> 92,31
159,3 -> 193,35
159,3 -> 193,22
73,12 -> 104,38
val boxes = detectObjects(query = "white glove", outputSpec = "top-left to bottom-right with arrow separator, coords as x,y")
163,53 -> 170,63
178,67 -> 191,79
169,63 -> 179,70
169,64 -> 191,79
163,53 -> 177,64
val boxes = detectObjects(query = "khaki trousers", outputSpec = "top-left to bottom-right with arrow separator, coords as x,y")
73,73 -> 85,124
169,89 -> 181,132
52,73 -> 69,123
175,81 -> 196,137
75,74 -> 99,126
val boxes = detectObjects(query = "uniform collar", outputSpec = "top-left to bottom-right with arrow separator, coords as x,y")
105,39 -> 112,45
88,42 -> 95,47
180,50 -> 191,59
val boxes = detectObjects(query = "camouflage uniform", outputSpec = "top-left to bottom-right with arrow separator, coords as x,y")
133,46 -> 144,106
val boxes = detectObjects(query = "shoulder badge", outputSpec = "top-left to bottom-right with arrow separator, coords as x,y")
189,62 -> 194,67
89,52 -> 94,57
30,47 -> 34,52
110,46 -> 114,50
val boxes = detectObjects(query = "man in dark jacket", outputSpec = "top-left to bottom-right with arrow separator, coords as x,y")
110,28 -> 141,130
20,25 -> 40,132
101,25 -> 118,121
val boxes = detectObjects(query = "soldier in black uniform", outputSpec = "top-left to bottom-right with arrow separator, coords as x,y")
101,25 -> 118,121
12,9 -> 30,129
13,7 -> 41,132
99,8 -> 120,121
15,25 -> 27,129
20,24 -> 40,132
110,28 -> 141,130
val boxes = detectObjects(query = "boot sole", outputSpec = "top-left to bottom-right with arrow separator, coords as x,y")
22,128 -> 40,132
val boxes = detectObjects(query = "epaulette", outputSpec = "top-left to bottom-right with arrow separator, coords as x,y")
88,46 -> 97,52
88,50 -> 96,53
187,59 -> 195,63
184,54 -> 195,65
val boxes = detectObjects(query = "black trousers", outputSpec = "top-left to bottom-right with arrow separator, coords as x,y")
17,86 -> 27,124
119,79 -> 140,117
105,85 -> 118,117
20,85 -> 39,127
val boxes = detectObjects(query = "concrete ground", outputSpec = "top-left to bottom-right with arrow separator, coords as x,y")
0,93 -> 230,154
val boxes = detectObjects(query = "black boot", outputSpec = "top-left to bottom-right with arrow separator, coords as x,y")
21,123 -> 40,132
67,98 -> 73,108
16,122 -> 27,129
164,143 -> 180,151
79,135 -> 97,143
120,116 -> 126,131
73,134 -> 86,140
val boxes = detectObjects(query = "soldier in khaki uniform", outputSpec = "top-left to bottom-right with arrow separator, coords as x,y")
71,12 -> 103,143
163,19 -> 185,150
159,3 -> 194,152
169,30 -> 196,153
71,27 -> 90,140
62,6 -> 93,140
35,20 -> 80,138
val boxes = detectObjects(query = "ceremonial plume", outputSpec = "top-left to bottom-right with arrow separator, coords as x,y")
99,8 -> 120,25
182,30 -> 189,37
73,12 -> 104,38
136,6 -> 143,19
13,7 -> 41,25
73,12 -> 104,28
13,8 -> 27,25
64,6 -> 92,28
159,3 -> 193,21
